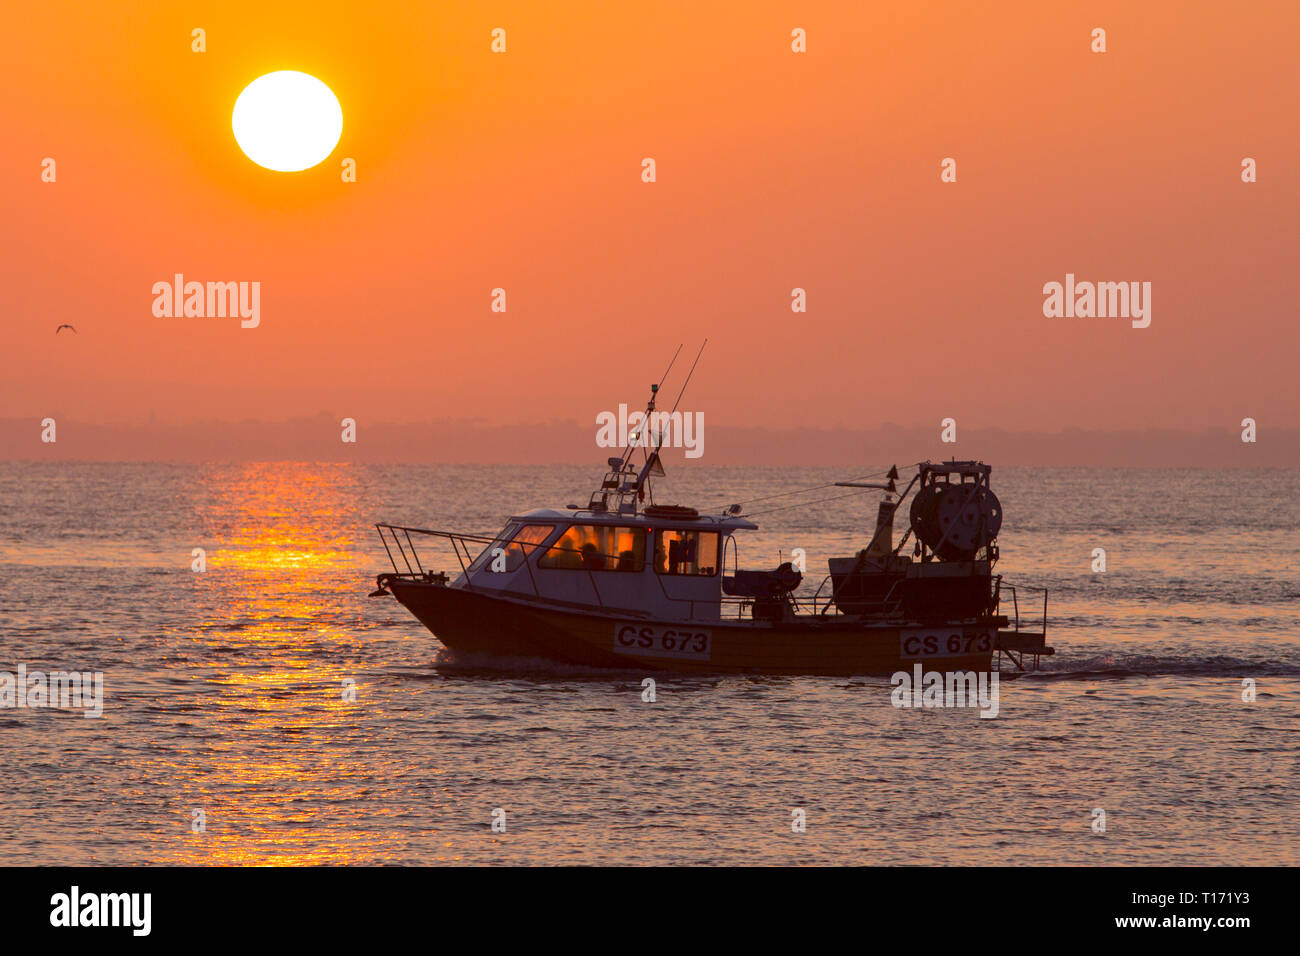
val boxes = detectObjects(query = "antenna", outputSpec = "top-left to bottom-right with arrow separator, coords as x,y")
651,339 -> 707,458
655,344 -> 683,397
668,339 -> 707,418
633,340 -> 707,494
620,344 -> 683,473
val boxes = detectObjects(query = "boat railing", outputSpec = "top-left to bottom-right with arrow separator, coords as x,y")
994,576 -> 1048,637
376,522 -> 619,609
806,574 -> 838,616
794,573 -> 907,619
376,522 -> 484,579
719,573 -> 907,621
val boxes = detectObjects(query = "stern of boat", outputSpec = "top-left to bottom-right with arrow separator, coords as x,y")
992,578 -> 1054,671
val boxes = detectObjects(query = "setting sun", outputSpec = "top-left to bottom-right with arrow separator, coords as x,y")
231,70 -> 342,172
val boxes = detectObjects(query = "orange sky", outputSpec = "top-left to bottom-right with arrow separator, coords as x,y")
2,1 -> 1297,443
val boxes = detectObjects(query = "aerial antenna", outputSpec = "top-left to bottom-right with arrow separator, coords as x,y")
635,340 -> 707,493
637,343 -> 681,472
619,344 -> 684,475
655,343 -> 683,396
668,339 -> 707,418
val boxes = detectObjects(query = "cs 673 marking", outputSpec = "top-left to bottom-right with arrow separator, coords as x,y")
614,624 -> 711,661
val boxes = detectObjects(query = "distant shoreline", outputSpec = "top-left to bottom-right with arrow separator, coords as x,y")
2,418 -> 1293,467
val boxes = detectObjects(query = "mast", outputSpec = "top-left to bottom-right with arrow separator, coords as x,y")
633,339 -> 706,496
586,342 -> 705,515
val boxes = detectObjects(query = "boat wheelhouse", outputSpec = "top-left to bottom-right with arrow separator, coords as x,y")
436,503 -> 756,622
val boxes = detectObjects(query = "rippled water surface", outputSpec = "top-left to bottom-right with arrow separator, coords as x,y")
1,463 -> 1296,865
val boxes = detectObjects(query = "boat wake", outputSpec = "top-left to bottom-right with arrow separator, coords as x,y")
429,647 -> 652,680
429,647 -> 1300,682
1025,653 -> 1300,680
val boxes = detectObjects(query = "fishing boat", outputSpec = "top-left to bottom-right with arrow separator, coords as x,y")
368,375 -> 1053,676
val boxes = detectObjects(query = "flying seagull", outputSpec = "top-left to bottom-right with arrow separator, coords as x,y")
55,324 -> 76,334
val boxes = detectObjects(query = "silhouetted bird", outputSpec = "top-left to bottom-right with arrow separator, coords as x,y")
55,324 -> 76,334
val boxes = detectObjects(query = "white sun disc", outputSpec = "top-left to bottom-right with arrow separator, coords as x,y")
232,71 -> 343,172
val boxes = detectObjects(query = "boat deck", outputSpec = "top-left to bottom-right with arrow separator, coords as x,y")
996,629 -> 1054,670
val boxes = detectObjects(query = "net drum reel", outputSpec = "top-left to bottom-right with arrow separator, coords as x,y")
908,463 -> 1002,562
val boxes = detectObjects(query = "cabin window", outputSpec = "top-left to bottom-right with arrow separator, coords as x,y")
468,521 -> 520,571
498,524 -> 555,571
468,522 -> 553,573
654,529 -> 719,576
537,524 -> 646,572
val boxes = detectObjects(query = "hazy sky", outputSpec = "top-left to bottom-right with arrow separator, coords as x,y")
3,2 -> 1296,443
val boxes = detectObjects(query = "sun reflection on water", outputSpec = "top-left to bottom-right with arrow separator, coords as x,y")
199,462 -> 367,574
169,463 -> 411,864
